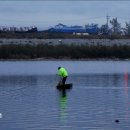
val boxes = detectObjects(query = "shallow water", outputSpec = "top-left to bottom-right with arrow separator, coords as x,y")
0,61 -> 130,130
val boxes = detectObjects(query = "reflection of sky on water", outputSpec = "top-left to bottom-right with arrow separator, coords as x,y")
0,74 -> 130,129
124,71 -> 130,123
0,61 -> 130,129
0,61 -> 130,75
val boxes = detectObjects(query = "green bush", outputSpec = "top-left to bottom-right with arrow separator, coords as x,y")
0,43 -> 130,59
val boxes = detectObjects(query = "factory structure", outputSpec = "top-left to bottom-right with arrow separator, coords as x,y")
0,24 -> 100,35
45,16 -> 122,35
0,26 -> 37,32
0,15 -> 130,36
47,23 -> 99,35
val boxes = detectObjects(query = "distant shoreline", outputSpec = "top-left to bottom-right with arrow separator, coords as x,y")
0,58 -> 129,61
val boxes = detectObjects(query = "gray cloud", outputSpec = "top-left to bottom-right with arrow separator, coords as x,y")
0,1 -> 130,28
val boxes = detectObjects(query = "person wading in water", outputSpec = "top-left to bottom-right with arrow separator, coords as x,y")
57,67 -> 68,85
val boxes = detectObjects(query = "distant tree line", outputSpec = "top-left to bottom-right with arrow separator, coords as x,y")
0,17 -> 130,38
101,17 -> 130,35
0,44 -> 130,59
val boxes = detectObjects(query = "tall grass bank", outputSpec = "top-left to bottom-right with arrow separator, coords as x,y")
0,43 -> 130,59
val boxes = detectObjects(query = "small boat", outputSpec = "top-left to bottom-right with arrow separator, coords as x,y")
56,83 -> 73,90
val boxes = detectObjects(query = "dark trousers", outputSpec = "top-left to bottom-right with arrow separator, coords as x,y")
62,76 -> 67,85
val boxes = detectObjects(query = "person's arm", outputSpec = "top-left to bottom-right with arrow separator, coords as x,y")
57,70 -> 62,76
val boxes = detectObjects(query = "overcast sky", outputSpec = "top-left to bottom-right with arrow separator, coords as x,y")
0,1 -> 130,29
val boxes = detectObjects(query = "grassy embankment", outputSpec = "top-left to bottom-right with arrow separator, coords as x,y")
0,31 -> 130,39
0,43 -> 130,60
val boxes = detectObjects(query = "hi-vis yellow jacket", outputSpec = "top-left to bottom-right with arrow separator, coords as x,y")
58,67 -> 68,77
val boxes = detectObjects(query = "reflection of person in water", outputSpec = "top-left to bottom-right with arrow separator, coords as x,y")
59,93 -> 67,124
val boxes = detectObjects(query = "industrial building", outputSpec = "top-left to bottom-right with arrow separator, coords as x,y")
47,23 -> 99,34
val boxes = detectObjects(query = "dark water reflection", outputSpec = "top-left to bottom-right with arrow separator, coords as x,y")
0,74 -> 130,130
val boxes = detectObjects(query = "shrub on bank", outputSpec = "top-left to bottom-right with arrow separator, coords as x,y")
0,43 -> 130,59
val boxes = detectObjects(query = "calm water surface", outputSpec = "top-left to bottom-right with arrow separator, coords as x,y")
0,61 -> 130,130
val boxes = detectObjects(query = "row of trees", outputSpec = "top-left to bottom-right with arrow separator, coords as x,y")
100,17 -> 130,35
0,44 -> 130,59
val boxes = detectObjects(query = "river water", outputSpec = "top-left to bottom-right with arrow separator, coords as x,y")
0,60 -> 130,130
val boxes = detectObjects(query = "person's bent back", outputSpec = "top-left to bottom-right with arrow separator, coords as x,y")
57,67 -> 68,85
